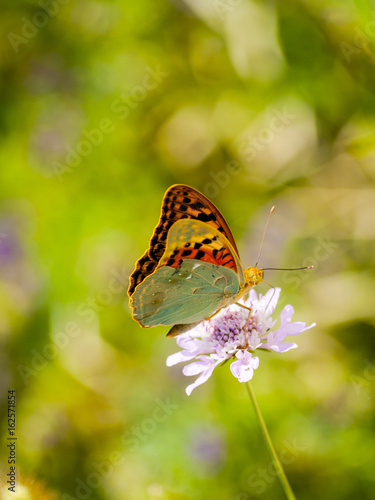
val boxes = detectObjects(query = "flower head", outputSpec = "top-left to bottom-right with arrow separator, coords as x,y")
167,288 -> 315,395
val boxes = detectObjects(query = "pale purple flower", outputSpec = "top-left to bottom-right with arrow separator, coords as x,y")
167,288 -> 315,395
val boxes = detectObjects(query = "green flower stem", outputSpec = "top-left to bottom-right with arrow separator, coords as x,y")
246,382 -> 296,500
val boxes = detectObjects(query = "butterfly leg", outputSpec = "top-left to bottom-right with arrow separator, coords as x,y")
235,302 -> 252,312
206,308 -> 222,321
208,302 -> 251,320
234,303 -> 253,348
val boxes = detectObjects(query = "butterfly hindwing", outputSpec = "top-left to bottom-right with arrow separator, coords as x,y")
129,259 -> 241,327
128,184 -> 240,296
157,219 -> 245,284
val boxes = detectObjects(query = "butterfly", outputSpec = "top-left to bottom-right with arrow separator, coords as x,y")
128,184 -> 263,337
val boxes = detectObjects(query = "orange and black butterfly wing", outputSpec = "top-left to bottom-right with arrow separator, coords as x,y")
128,184 -> 240,296
156,219 -> 243,278
128,220 -> 245,335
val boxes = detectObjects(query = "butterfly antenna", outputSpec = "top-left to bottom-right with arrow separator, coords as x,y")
255,205 -> 276,268
262,265 -> 314,271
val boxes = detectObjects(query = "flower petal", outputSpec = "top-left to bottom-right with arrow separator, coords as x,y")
167,336 -> 216,367
247,288 -> 258,306
183,357 -> 212,376
280,304 -> 295,322
261,341 -> 297,353
166,351 -> 196,367
184,356 -> 222,395
260,287 -> 281,315
278,305 -> 316,336
285,321 -> 315,335
230,351 -> 259,383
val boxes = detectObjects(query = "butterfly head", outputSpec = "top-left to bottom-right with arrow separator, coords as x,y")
244,266 -> 263,287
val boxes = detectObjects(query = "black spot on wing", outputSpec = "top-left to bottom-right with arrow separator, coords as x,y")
197,212 -> 215,223
190,201 -> 205,210
221,256 -> 232,265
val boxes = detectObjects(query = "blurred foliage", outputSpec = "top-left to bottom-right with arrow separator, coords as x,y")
1,0 -> 375,499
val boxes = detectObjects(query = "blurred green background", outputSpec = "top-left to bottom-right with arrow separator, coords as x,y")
1,0 -> 375,499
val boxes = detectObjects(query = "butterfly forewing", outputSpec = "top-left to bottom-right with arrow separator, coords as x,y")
128,184 -> 240,296
130,260 -> 241,327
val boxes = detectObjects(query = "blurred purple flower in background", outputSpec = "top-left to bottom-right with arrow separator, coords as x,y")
0,213 -> 44,321
186,425 -> 227,477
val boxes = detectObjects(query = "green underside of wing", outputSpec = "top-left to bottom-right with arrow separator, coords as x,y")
130,259 -> 240,327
